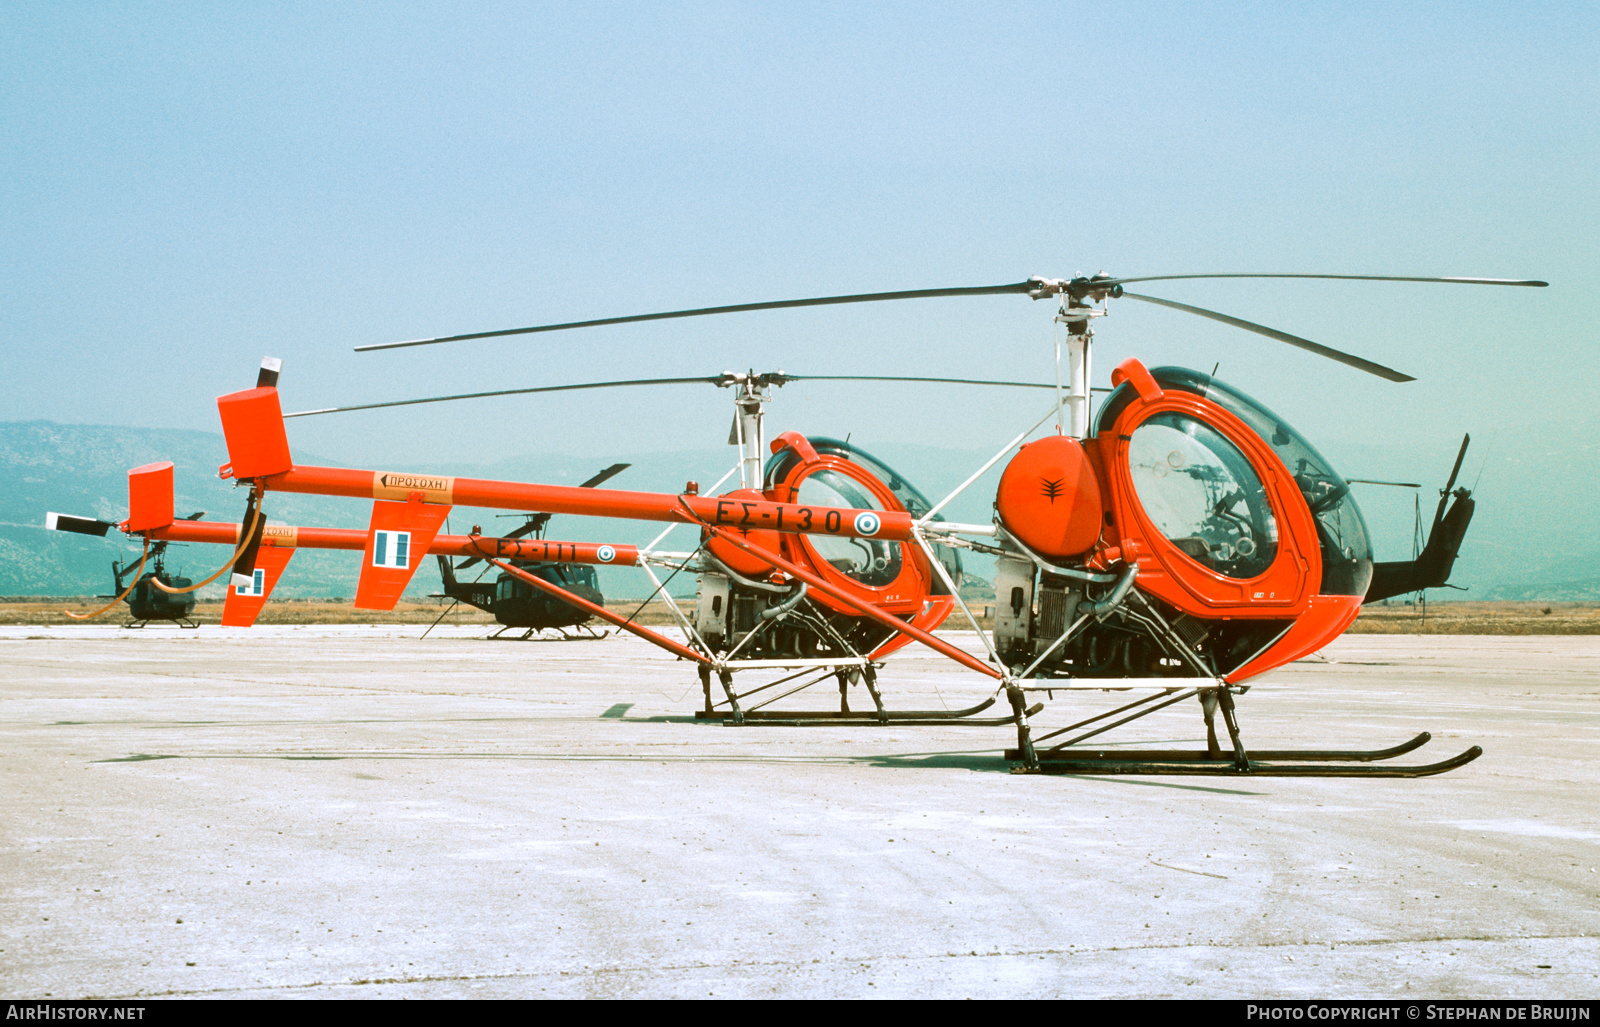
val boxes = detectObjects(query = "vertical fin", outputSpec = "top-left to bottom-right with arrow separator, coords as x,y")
354,497 -> 452,610
221,545 -> 294,627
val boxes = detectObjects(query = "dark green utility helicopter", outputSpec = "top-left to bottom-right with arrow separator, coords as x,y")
47,509 -> 208,627
432,463 -> 629,639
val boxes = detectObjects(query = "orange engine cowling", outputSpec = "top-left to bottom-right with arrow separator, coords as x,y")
995,435 -> 1105,560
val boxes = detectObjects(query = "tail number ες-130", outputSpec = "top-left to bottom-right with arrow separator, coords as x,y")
712,500 -> 868,536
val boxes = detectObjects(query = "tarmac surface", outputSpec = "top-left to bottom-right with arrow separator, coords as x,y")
2,625 -> 1597,999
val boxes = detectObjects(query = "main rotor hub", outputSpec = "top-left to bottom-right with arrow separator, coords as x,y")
1026,273 -> 1124,303
715,370 -> 791,394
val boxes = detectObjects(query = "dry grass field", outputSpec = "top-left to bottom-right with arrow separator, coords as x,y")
3,596 -> 1597,633
1345,600 -> 1600,635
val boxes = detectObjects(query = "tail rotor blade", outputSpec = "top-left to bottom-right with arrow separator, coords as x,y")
1441,433 -> 1471,496
257,356 -> 283,389
1118,291 -> 1416,382
230,494 -> 266,589
1433,434 -> 1471,536
46,512 -> 115,537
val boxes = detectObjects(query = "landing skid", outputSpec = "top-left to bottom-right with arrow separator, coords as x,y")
123,619 -> 199,629
486,624 -> 611,641
1006,677 -> 1483,778
694,695 -> 1031,727
1005,731 -> 1483,777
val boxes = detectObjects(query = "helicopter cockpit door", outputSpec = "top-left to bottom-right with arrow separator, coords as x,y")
1093,359 -> 1322,620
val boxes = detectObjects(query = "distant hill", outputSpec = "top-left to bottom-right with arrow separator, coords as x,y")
1484,577 -> 1600,602
2,421 -> 378,598
3,418 -> 1588,603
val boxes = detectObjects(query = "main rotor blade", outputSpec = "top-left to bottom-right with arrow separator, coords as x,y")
499,515 -> 551,542
577,462 -> 631,489
1104,273 -> 1548,288
1347,479 -> 1422,489
1118,291 -> 1415,382
284,377 -> 723,418
355,282 -> 1038,352
285,373 -> 1115,418
354,272 -> 1545,353
781,374 -> 1112,393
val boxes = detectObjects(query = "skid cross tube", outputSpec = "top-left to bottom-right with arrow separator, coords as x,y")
1044,688 -> 1204,750
475,544 -> 711,666
696,694 -> 1003,722
696,520 -> 1002,680
1032,687 -> 1193,744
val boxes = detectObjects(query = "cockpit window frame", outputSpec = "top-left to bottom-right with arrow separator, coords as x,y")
1094,384 -> 1323,617
1097,367 -> 1374,598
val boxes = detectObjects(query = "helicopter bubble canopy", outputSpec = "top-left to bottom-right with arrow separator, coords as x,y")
1095,367 -> 1374,597
765,436 -> 963,588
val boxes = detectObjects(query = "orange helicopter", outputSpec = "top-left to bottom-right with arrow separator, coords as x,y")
75,271 -> 1545,776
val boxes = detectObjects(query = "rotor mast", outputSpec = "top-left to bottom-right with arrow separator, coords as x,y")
1032,274 -> 1114,438
727,371 -> 772,489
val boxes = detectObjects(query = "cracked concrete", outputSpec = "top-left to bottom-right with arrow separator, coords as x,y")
1,627 -> 1596,998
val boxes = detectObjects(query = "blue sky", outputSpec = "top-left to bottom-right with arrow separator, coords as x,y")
4,2 -> 1594,574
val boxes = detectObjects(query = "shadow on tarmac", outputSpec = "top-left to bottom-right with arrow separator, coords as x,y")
91,748 -> 1263,790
